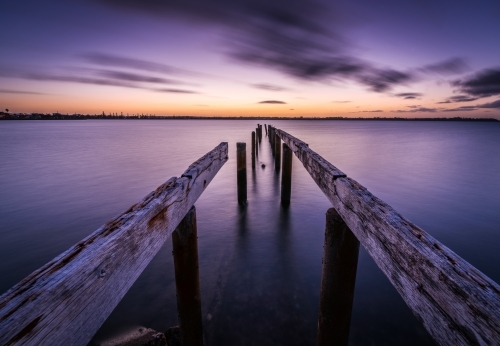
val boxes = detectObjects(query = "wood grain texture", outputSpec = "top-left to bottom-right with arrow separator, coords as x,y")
275,128 -> 500,346
0,142 -> 228,346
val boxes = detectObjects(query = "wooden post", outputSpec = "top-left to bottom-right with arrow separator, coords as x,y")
251,131 -> 256,169
172,206 -> 204,346
274,132 -> 281,171
237,142 -> 247,204
281,143 -> 292,205
255,128 -> 259,157
317,208 -> 360,346
264,124 -> 268,135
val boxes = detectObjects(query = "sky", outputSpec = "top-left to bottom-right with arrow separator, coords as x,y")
1,0 -> 500,118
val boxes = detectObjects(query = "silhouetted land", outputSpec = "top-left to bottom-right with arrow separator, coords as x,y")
0,112 -> 498,122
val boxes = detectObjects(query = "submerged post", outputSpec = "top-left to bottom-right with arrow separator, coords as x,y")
281,143 -> 292,205
251,131 -> 256,169
317,208 -> 360,346
274,132 -> 281,171
172,206 -> 203,346
237,142 -> 247,204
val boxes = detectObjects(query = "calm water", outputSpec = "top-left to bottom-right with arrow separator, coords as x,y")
1,120 -> 499,345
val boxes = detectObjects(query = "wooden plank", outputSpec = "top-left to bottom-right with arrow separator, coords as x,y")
0,142 -> 228,346
275,128 -> 500,345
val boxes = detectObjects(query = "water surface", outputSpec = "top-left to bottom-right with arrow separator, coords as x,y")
1,120 -> 499,345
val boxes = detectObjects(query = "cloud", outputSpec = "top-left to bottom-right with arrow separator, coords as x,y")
333,100 -> 351,103
394,92 -> 423,99
362,110 -> 383,112
0,66 -> 200,93
477,99 -> 500,109
437,95 -> 479,104
96,0 -> 457,93
419,58 -> 469,75
393,107 -> 438,113
155,88 -> 199,94
0,89 -> 44,95
251,83 -> 289,91
453,68 -> 500,97
80,52 -> 178,74
442,106 -> 477,112
358,69 -> 414,92
258,100 -> 286,104
97,70 -> 184,84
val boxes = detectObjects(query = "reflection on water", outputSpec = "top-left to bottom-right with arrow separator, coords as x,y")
1,120 -> 499,345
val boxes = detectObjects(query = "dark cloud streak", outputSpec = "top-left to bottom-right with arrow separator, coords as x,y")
94,0 -> 463,93
251,83 -> 289,91
258,100 -> 286,104
453,68 -> 500,97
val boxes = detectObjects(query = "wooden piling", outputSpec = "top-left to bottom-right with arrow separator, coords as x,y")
251,131 -> 256,169
237,142 -> 247,204
172,206 -> 204,346
255,128 -> 259,157
281,143 -> 292,205
316,208 -> 360,346
274,133 -> 281,171
264,124 -> 268,135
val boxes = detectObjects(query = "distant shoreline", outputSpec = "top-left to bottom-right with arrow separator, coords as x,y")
0,113 -> 498,122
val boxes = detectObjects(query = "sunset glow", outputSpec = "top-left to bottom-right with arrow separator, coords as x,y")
1,0 -> 499,118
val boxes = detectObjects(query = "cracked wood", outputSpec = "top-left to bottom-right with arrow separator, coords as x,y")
275,128 -> 500,346
0,142 -> 228,346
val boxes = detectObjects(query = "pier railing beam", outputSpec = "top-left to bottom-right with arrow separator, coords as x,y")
281,143 -> 292,205
317,208 -> 360,346
172,206 -> 204,346
274,133 -> 281,172
237,142 -> 247,204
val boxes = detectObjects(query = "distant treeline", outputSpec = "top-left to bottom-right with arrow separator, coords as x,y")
0,112 -> 498,122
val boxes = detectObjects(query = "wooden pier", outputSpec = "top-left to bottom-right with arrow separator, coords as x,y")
1,126 -> 500,346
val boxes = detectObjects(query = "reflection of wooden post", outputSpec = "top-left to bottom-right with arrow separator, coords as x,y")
172,206 -> 203,346
281,143 -> 292,205
274,133 -> 281,171
317,208 -> 360,346
251,131 -> 256,169
237,142 -> 247,204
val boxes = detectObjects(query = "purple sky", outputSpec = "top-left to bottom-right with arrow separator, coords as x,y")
1,0 -> 499,117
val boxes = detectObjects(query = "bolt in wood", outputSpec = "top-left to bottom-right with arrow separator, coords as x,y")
172,205 -> 204,346
251,131 -> 256,169
281,143 -> 292,205
316,208 -> 360,346
237,142 -> 247,204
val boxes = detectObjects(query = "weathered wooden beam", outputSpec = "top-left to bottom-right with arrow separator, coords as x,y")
281,143 -> 292,206
264,124 -> 268,135
317,208 -> 359,346
275,128 -> 500,345
0,142 -> 228,346
236,142 -> 247,204
172,206 -> 203,346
